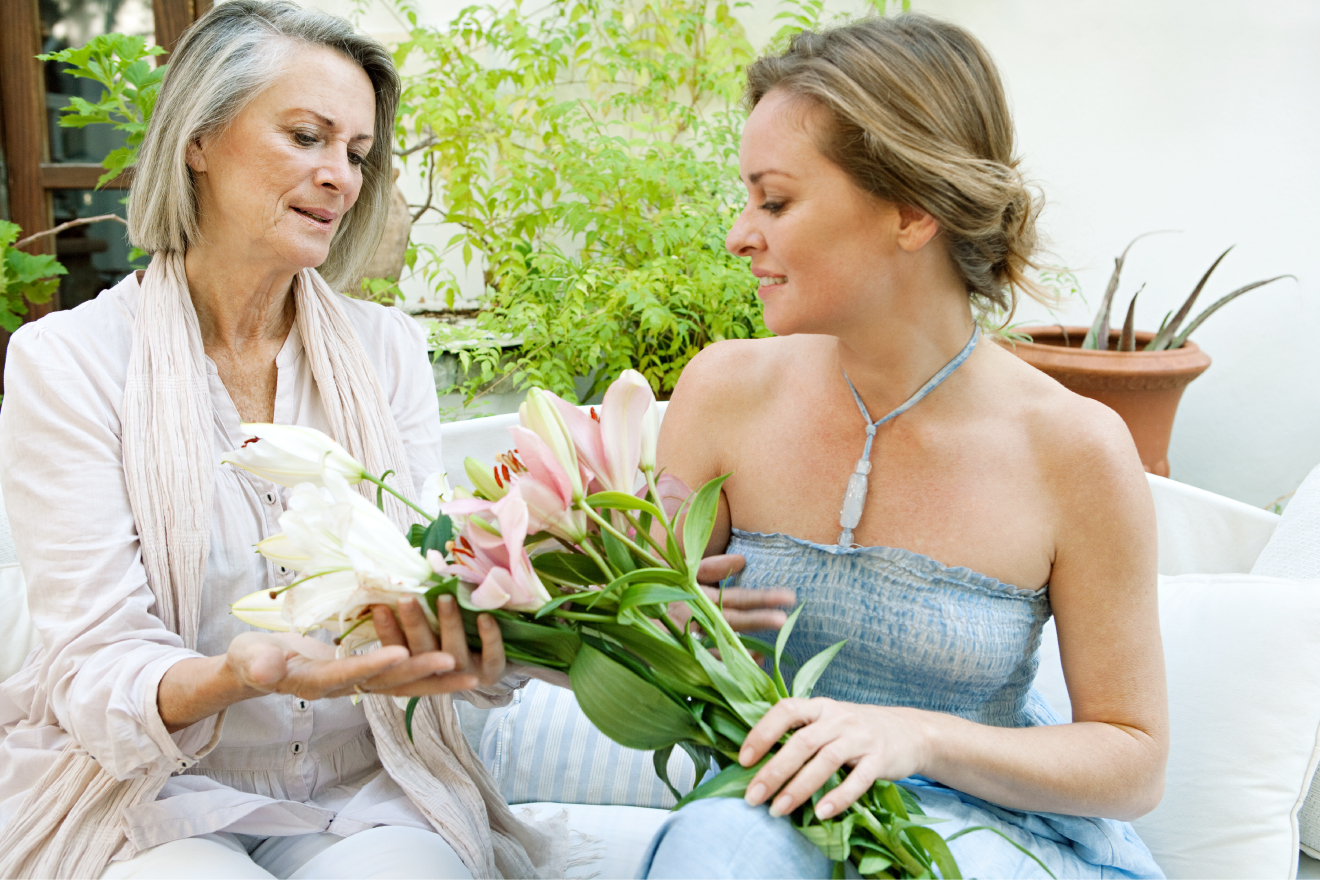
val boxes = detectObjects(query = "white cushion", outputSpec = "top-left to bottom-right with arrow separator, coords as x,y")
1252,462 -> 1320,855
516,802 -> 670,879
480,678 -> 697,809
1035,573 -> 1320,879
1146,474 -> 1278,575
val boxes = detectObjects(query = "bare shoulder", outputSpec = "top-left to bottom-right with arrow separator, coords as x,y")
659,335 -> 817,480
985,342 -> 1153,527
666,335 -> 806,425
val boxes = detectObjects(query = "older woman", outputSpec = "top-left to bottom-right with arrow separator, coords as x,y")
0,3 -> 559,878
640,15 -> 1167,880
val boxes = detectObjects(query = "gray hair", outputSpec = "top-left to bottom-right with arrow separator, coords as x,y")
127,0 -> 400,290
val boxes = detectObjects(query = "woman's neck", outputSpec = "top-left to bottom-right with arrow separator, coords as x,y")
831,275 -> 980,419
184,245 -> 297,354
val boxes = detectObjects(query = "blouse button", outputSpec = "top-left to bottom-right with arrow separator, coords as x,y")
265,492 -> 277,504
295,698 -> 309,711
291,741 -> 304,755
178,759 -> 189,769
280,566 -> 289,574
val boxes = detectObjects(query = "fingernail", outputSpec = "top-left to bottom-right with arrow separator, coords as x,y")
768,795 -> 792,818
745,783 -> 765,805
739,747 -> 754,765
816,800 -> 834,819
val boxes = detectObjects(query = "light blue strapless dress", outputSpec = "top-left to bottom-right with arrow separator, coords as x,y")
639,529 -> 1163,879
729,528 -> 1163,878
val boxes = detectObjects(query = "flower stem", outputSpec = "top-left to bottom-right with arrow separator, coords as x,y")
578,503 -> 665,567
363,473 -> 433,521
620,508 -> 673,563
576,539 -> 619,583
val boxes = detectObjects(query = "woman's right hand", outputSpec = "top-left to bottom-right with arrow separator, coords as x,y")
668,553 -> 797,633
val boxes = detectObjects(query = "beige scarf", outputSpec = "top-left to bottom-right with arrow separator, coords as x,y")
0,252 -> 564,879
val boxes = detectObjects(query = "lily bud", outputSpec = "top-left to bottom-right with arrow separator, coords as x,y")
223,423 -> 367,489
465,456 -> 507,501
520,389 -> 585,500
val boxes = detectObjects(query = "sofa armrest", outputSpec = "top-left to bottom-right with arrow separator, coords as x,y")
1147,474 -> 1279,575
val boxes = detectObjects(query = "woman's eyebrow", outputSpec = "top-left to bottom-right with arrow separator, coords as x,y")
290,109 -> 374,142
747,169 -> 794,184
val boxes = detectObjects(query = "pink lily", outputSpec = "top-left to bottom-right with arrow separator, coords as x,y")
550,370 -> 658,494
508,426 -> 589,542
432,492 -> 552,612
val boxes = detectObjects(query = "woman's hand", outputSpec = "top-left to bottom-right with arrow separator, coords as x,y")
366,594 -> 506,696
669,554 -> 797,633
739,697 -> 930,820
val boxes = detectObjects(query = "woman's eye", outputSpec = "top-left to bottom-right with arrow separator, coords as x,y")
760,201 -> 785,215
293,131 -> 318,146
348,152 -> 366,167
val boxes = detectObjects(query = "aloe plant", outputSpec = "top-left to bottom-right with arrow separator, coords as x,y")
1082,234 -> 1294,351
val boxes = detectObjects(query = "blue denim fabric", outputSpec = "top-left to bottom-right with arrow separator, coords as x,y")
637,531 -> 1163,879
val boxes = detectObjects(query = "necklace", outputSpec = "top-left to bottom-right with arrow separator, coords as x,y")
837,324 -> 981,547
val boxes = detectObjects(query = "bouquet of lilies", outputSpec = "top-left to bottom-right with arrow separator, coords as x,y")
227,371 -> 999,880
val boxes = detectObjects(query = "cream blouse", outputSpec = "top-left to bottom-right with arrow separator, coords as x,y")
0,273 -> 457,852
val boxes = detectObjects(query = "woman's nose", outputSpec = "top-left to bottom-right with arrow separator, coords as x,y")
314,149 -> 356,194
725,208 -> 760,257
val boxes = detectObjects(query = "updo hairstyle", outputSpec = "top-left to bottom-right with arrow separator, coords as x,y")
127,0 -> 400,290
745,14 -> 1043,314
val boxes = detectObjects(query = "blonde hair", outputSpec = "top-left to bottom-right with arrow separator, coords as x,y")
127,0 -> 399,290
746,14 -> 1043,314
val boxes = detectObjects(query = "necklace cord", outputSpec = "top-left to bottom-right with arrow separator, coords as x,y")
837,325 -> 981,546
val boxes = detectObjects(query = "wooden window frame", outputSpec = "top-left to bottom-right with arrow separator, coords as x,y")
0,0 -> 211,384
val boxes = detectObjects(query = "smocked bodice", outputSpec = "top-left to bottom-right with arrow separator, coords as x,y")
728,529 -> 1061,729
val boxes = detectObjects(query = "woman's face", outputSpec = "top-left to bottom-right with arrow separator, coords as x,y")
726,89 -> 905,337
188,45 -> 376,277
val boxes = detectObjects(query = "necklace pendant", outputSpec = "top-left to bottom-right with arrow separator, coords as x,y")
839,459 -> 871,532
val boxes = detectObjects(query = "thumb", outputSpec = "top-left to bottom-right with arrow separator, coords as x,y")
230,634 -> 290,688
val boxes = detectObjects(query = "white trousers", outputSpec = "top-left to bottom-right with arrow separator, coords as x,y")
100,826 -> 474,880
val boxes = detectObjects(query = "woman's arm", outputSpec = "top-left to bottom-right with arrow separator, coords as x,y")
739,401 -> 1168,822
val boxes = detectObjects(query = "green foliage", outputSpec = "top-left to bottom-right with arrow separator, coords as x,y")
0,222 -> 66,333
38,34 -> 166,188
400,0 -> 894,402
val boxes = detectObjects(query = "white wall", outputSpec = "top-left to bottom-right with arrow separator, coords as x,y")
912,0 -> 1320,507
329,0 -> 1319,506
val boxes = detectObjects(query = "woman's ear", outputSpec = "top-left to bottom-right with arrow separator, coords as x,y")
894,204 -> 940,252
186,137 -> 207,174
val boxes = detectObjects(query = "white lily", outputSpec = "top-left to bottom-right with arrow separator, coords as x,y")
231,587 -> 293,632
223,423 -> 367,489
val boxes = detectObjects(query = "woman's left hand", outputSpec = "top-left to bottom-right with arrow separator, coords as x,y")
361,594 -> 506,696
740,697 -> 930,820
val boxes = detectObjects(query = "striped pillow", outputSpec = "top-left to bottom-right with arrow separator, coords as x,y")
478,679 -> 697,808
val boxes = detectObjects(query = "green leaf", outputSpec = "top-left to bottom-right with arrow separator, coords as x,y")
531,551 -> 608,586
773,604 -> 805,699
617,583 -> 693,612
689,633 -> 771,727
404,696 -> 420,743
407,523 -> 428,548
420,515 -> 453,556
601,528 -> 637,573
594,621 -> 715,698
856,854 -> 893,875
652,744 -> 683,801
569,643 -> 704,750
906,826 -> 962,880
585,490 -> 665,521
682,473 -> 729,576
496,615 -> 581,667
791,639 -> 846,700
672,756 -> 767,810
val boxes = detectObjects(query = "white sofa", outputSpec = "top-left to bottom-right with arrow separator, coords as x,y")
4,411 -> 1317,879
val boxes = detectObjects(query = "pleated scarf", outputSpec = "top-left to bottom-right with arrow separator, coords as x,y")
0,252 -> 564,879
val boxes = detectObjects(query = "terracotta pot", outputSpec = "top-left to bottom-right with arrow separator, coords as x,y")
1003,326 -> 1211,477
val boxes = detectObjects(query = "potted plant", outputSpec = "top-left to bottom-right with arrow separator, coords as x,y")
1005,234 -> 1293,476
